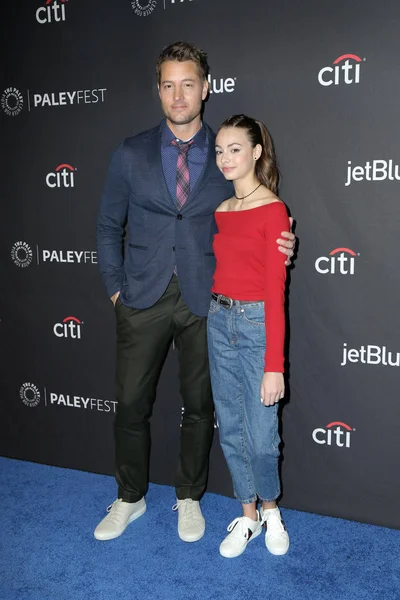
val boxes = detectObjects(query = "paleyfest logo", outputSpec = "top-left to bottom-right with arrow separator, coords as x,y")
1,87 -> 24,116
1,87 -> 106,116
318,53 -> 366,86
10,241 -> 97,267
19,382 -> 117,413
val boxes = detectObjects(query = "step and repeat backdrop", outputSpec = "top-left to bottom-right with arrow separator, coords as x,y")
1,0 -> 399,528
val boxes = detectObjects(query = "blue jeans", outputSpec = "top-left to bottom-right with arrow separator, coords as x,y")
207,299 -> 281,504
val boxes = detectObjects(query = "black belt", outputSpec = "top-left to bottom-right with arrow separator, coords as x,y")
211,292 -> 263,310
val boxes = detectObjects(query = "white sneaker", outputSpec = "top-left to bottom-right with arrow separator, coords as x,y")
172,499 -> 205,542
219,511 -> 262,558
261,506 -> 289,555
94,498 -> 146,541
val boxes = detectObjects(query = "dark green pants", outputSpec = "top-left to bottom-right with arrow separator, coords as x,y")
114,275 -> 214,502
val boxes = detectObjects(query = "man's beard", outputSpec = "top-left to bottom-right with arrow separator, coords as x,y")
165,107 -> 201,126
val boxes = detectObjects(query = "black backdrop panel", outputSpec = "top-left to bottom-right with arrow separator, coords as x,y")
1,0 -> 399,529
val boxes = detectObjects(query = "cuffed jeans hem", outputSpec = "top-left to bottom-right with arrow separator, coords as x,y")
235,495 -> 258,504
259,493 -> 280,503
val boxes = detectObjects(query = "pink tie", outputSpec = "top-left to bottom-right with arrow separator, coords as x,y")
171,139 -> 193,209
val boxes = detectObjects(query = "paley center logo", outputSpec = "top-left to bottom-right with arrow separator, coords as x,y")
130,0 -> 157,16
36,0 -> 67,24
341,342 -> 400,367
1,87 -> 24,116
345,159 -> 400,186
318,53 -> 365,86
130,0 -> 194,17
46,163 -> 77,188
53,316 -> 83,339
19,382 -> 117,412
1,87 -> 106,116
312,421 -> 355,448
20,383 -> 41,408
11,241 -> 33,268
10,241 -> 97,267
315,247 -> 358,275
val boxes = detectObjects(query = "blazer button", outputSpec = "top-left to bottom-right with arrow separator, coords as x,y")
172,246 -> 175,251
177,214 -> 183,220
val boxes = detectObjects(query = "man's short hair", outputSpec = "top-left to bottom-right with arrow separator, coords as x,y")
156,41 -> 209,84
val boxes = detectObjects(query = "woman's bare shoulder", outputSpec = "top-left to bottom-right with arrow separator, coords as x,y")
215,197 -> 235,212
257,191 -> 283,206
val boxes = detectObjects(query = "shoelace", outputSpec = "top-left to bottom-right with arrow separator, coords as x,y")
172,500 -> 200,526
106,499 -> 126,524
226,514 -> 258,540
261,511 -> 285,535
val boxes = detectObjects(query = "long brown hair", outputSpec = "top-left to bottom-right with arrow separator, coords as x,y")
218,114 -> 279,194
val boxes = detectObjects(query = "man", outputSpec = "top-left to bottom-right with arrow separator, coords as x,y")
95,41 -> 295,543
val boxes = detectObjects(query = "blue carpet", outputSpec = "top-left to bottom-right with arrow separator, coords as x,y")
0,458 -> 399,600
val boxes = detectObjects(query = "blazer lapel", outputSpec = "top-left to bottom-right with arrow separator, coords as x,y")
183,124 -> 219,208
147,126 -> 177,210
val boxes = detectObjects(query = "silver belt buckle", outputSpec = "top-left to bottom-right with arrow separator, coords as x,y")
220,294 -> 233,309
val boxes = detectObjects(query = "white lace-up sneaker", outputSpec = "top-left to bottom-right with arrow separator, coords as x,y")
94,498 -> 146,541
261,506 -> 289,555
172,499 -> 205,542
219,511 -> 262,558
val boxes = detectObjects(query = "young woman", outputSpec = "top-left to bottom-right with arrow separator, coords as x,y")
207,114 -> 290,558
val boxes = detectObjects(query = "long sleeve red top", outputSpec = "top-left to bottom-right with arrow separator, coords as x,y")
212,202 -> 289,373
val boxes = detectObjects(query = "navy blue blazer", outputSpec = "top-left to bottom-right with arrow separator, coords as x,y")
96,122 -> 233,316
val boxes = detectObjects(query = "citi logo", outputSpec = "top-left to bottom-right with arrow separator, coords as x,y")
36,0 -> 67,24
345,160 -> 400,186
315,247 -> 358,275
46,164 -> 76,188
312,422 -> 354,448
53,316 -> 83,339
318,54 -> 364,87
341,343 -> 399,367
207,74 -> 236,94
